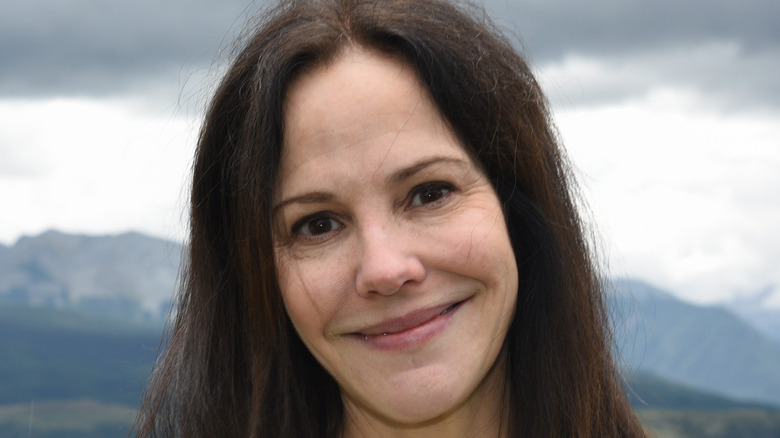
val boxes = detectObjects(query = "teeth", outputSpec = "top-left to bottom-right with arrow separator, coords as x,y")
440,303 -> 458,315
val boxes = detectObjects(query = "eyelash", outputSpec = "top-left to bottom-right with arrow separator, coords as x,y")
407,181 -> 454,209
290,181 -> 456,240
291,213 -> 343,240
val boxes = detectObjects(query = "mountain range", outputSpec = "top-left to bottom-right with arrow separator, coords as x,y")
611,279 -> 780,406
2,230 -> 779,408
0,230 -> 181,321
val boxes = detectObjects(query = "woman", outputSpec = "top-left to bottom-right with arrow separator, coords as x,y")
136,0 -> 646,436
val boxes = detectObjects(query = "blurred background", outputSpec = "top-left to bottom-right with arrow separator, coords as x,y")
1,0 -> 778,436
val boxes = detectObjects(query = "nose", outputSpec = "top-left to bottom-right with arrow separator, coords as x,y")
355,222 -> 425,297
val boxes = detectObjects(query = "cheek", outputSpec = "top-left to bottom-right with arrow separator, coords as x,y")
432,204 -> 515,278
276,250 -> 353,339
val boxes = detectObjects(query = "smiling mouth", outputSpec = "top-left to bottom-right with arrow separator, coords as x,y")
351,300 -> 466,349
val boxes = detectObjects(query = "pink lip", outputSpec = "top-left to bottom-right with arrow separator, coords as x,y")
350,300 -> 465,350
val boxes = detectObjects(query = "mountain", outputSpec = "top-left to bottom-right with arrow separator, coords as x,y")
612,279 -> 780,407
0,302 -> 772,411
0,230 -> 181,321
727,285 -> 780,344
2,230 -> 780,409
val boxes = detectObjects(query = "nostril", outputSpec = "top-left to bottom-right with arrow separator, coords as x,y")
355,227 -> 426,296
356,255 -> 425,296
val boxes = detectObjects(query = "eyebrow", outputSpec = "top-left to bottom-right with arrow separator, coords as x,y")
273,191 -> 336,213
273,155 -> 467,212
385,155 -> 467,184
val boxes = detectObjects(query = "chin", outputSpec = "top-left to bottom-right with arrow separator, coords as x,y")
349,356 -> 505,429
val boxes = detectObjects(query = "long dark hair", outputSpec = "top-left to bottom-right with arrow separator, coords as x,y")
135,0 -> 645,436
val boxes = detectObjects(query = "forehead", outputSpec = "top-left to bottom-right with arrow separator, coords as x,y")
279,47 -> 466,188
283,48 -> 438,148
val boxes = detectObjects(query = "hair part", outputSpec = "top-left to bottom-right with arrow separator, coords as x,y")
135,1 -> 645,436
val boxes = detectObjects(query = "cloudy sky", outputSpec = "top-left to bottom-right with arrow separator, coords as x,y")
1,0 -> 778,306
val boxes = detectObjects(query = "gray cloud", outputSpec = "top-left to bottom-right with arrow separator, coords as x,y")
539,41 -> 780,111
0,0 -> 251,97
489,0 -> 780,110
2,0 -> 779,108
488,0 -> 780,60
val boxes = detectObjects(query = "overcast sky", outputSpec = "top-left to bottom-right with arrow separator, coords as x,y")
1,0 -> 778,306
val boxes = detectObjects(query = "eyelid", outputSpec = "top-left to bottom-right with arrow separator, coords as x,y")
406,181 -> 456,209
290,212 -> 344,241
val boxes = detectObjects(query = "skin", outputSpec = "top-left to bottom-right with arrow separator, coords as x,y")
273,47 -> 518,437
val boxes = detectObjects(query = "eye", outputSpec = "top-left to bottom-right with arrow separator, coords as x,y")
292,214 -> 343,238
408,182 -> 455,208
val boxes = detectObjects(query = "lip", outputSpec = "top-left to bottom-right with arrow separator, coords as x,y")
349,300 -> 466,350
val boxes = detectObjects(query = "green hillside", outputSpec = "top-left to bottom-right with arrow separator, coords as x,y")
0,305 -> 162,406
626,371 -> 777,410
0,399 -> 135,438
638,409 -> 780,438
626,372 -> 780,437
2,303 -> 780,437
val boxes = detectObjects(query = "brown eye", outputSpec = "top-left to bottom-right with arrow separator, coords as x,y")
293,215 -> 343,237
409,182 -> 454,207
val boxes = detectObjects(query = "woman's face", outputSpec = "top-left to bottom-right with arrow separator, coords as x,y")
274,47 -> 518,431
